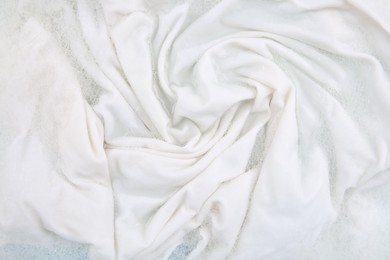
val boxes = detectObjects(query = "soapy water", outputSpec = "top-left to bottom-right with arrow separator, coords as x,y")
0,241 -> 89,260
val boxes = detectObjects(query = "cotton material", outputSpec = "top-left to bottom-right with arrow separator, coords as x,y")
1,0 -> 390,259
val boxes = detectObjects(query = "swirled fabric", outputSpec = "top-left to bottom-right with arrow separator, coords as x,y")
1,0 -> 390,259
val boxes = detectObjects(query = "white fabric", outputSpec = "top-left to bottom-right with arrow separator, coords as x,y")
1,0 -> 390,259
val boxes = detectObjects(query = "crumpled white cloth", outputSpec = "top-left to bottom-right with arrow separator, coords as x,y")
1,0 -> 390,259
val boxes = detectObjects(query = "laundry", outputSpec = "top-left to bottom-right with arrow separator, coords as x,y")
1,0 -> 390,259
